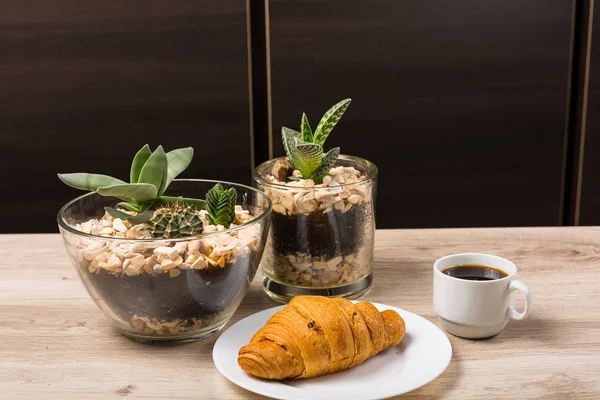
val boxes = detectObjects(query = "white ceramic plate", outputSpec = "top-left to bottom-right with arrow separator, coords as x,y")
213,302 -> 452,400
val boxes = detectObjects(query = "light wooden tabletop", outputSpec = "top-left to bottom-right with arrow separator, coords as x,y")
1,228 -> 599,399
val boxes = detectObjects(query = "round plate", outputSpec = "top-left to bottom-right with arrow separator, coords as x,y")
213,302 -> 452,400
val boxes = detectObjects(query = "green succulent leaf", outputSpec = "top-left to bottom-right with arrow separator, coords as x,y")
205,183 -> 237,228
282,127 -> 324,178
60,145 -> 196,206
117,202 -> 143,213
294,142 -> 323,178
138,145 -> 168,195
310,147 -> 340,184
282,127 -> 302,158
165,147 -> 194,191
104,207 -> 154,224
300,113 -> 313,142
127,210 -> 155,224
97,183 -> 158,202
130,144 -> 152,183
312,98 -> 351,146
104,207 -> 132,221
58,173 -> 126,192
153,196 -> 206,209
285,149 -> 303,177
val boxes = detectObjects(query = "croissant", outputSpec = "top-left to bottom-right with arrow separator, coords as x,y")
238,296 -> 406,380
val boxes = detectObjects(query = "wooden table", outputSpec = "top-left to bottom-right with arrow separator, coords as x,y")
1,228 -> 600,399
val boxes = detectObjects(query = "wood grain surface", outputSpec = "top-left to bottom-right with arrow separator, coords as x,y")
1,228 -> 599,399
0,0 -> 251,233
268,0 -> 573,229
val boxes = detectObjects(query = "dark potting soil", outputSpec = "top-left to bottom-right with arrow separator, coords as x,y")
89,255 -> 255,322
270,203 -> 371,259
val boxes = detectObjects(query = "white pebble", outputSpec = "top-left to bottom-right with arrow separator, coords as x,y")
153,246 -> 179,260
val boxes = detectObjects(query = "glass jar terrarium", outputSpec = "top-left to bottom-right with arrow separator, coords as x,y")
58,179 -> 271,343
254,155 -> 377,302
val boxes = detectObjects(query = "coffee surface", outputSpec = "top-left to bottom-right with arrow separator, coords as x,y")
442,264 -> 508,281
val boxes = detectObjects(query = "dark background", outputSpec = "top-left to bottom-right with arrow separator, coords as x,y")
1,0 -> 597,232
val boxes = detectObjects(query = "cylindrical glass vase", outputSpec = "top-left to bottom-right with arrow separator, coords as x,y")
254,155 -> 377,302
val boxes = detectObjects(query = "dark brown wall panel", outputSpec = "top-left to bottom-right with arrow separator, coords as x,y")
0,1 -> 250,233
579,4 -> 600,224
269,0 -> 572,228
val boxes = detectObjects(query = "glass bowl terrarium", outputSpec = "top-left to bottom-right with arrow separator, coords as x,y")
57,145 -> 271,343
253,99 -> 377,302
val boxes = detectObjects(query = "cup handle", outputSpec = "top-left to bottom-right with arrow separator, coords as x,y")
507,280 -> 532,320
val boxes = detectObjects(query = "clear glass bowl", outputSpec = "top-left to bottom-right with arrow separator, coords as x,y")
57,179 -> 271,343
254,155 -> 377,302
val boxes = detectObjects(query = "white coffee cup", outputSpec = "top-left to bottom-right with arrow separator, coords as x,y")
433,253 -> 532,339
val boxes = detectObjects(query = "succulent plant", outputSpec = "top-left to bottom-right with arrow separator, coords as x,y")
149,202 -> 203,239
282,98 -> 350,184
58,144 -> 205,224
205,183 -> 237,228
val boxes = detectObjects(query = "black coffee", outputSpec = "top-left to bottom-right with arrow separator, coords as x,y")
442,264 -> 508,281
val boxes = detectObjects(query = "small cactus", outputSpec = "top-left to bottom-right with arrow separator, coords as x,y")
149,203 -> 203,239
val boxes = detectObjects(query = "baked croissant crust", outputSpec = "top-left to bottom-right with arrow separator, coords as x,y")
238,296 -> 406,380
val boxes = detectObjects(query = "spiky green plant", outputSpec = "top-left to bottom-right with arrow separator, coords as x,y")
205,183 -> 237,228
149,202 -> 203,239
58,144 -> 205,224
282,98 -> 350,184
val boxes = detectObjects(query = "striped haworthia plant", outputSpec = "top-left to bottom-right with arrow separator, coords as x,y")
281,98 -> 350,184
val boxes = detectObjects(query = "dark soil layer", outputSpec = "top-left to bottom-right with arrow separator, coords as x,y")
89,255 -> 255,322
270,203 -> 371,258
